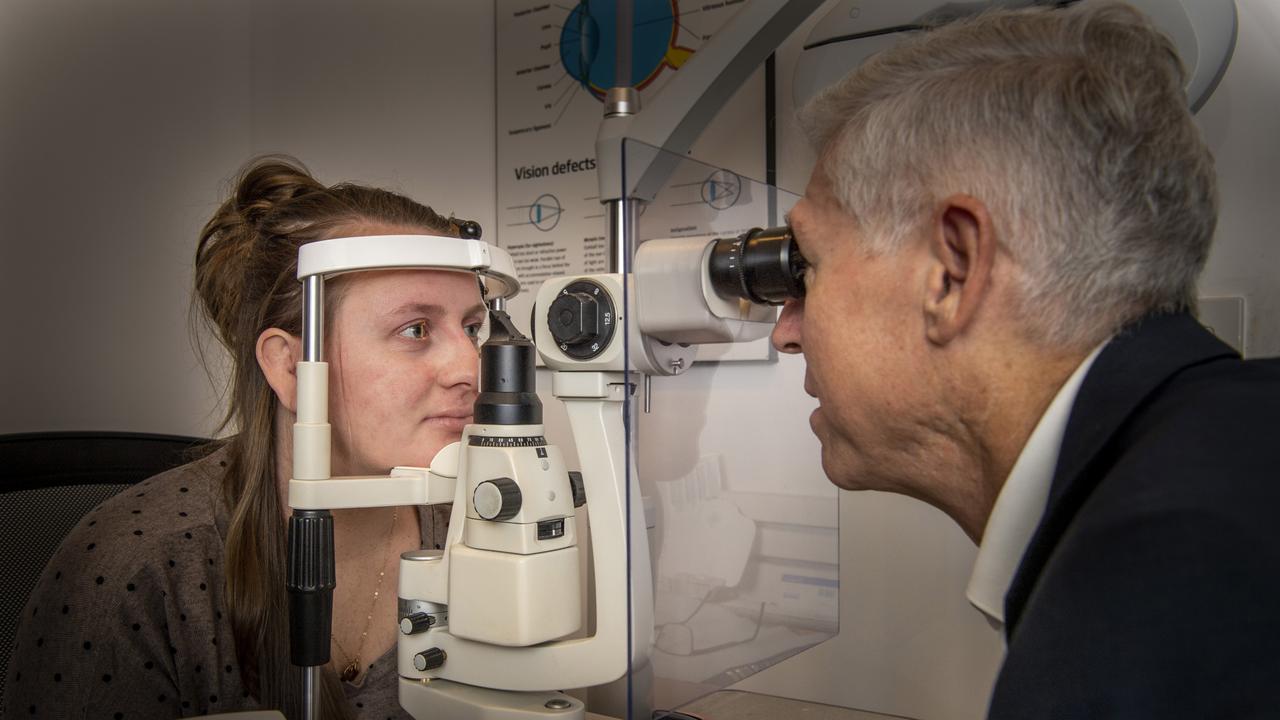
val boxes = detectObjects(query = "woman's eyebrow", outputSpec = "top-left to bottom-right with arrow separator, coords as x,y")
385,301 -> 487,319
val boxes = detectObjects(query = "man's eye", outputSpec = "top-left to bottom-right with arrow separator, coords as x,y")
399,321 -> 428,340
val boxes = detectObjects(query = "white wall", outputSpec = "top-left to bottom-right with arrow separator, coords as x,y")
1195,0 -> 1280,355
0,0 -> 254,436
0,0 -> 496,437
3,2 -> 1277,720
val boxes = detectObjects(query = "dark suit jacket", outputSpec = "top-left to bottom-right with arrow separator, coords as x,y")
988,312 -> 1280,718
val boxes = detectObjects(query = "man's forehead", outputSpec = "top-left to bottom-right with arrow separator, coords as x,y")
797,166 -> 854,222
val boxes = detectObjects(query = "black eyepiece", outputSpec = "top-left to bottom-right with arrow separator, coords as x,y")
708,226 -> 807,306
474,309 -> 541,425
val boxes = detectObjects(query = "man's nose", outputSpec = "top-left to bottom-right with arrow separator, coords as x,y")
771,298 -> 804,354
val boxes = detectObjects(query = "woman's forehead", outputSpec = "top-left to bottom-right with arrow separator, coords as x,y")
339,269 -> 483,312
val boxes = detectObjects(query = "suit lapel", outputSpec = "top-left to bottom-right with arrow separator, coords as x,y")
1002,312 -> 1237,635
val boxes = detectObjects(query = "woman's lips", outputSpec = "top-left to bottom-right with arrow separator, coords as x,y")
424,414 -> 472,431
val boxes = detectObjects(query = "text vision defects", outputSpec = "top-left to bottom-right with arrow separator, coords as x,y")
514,156 -> 597,180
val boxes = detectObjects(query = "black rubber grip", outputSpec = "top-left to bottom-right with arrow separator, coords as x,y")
287,509 -> 335,666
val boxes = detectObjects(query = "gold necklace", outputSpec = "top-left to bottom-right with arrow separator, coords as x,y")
333,506 -> 398,683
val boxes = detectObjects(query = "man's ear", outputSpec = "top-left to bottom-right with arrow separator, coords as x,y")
923,194 -> 997,346
256,328 -> 302,414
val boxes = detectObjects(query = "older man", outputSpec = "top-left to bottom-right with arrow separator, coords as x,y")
771,2 -> 1280,717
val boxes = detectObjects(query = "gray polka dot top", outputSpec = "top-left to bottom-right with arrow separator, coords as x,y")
5,444 -> 449,719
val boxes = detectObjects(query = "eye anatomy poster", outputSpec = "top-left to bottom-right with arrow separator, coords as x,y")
495,0 -> 771,333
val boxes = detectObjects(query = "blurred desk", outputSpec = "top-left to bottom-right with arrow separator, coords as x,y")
675,690 -> 910,719
584,689 -> 912,720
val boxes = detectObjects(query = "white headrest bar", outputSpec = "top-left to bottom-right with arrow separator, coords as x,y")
297,235 -> 521,299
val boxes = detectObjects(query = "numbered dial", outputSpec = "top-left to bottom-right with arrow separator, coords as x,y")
547,279 -> 616,359
473,477 -> 522,521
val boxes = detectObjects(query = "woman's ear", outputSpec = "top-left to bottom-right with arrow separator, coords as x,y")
923,193 -> 997,346
256,328 -> 302,414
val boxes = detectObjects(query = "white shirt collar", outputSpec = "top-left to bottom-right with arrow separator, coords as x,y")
965,343 -> 1107,630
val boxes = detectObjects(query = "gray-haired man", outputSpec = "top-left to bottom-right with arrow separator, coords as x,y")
771,2 -> 1280,716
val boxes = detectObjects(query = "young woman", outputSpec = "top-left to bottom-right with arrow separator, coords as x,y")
7,156 -> 486,719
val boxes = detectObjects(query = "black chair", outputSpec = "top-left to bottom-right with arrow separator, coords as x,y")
0,431 -> 206,712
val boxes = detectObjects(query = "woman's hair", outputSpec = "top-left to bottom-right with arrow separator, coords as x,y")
192,155 -> 462,718
799,1 -> 1217,350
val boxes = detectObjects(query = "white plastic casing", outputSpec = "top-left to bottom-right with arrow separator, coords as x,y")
634,236 -> 775,344
533,273 -> 696,375
447,543 -> 582,647
462,442 -> 576,555
292,361 -> 331,482
434,424 -> 583,648
296,234 -> 520,299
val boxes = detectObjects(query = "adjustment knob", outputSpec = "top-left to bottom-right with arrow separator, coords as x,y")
473,477 -> 522,521
568,471 -> 586,508
545,279 -> 615,359
548,292 -> 599,345
399,612 -> 436,635
413,647 -> 447,672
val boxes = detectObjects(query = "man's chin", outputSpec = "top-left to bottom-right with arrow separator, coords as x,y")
819,447 -> 867,492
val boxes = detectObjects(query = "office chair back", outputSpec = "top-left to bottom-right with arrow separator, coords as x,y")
0,431 -> 207,713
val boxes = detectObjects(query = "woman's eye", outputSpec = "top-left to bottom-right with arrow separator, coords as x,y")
399,321 -> 428,340
464,323 -> 483,341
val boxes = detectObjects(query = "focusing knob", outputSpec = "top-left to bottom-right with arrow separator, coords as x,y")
708,227 -> 806,305
568,471 -> 586,508
545,280 -> 616,359
549,292 -> 598,345
413,647 -> 447,672
399,612 -> 436,635
473,477 -> 522,521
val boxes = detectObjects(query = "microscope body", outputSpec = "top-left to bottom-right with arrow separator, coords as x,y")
391,229 -> 802,720
449,423 -> 580,647
284,230 -> 798,719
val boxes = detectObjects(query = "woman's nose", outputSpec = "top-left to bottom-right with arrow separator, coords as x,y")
771,298 -> 804,355
435,330 -> 481,388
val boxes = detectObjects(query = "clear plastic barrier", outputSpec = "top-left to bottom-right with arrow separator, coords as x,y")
621,139 -> 839,714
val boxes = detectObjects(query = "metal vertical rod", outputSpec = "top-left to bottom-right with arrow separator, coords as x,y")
302,668 -> 319,720
616,0 -> 633,89
608,198 -> 638,274
303,275 -> 324,362
297,272 -> 328,720
606,0 -> 636,276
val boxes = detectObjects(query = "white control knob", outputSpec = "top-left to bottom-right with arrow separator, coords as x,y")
473,477 -> 522,521
413,647 -> 446,672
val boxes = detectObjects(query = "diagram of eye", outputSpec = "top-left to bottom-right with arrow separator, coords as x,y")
559,0 -> 695,101
500,0 -> 740,134
664,169 -> 744,211
507,193 -> 564,232
496,0 -> 765,288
